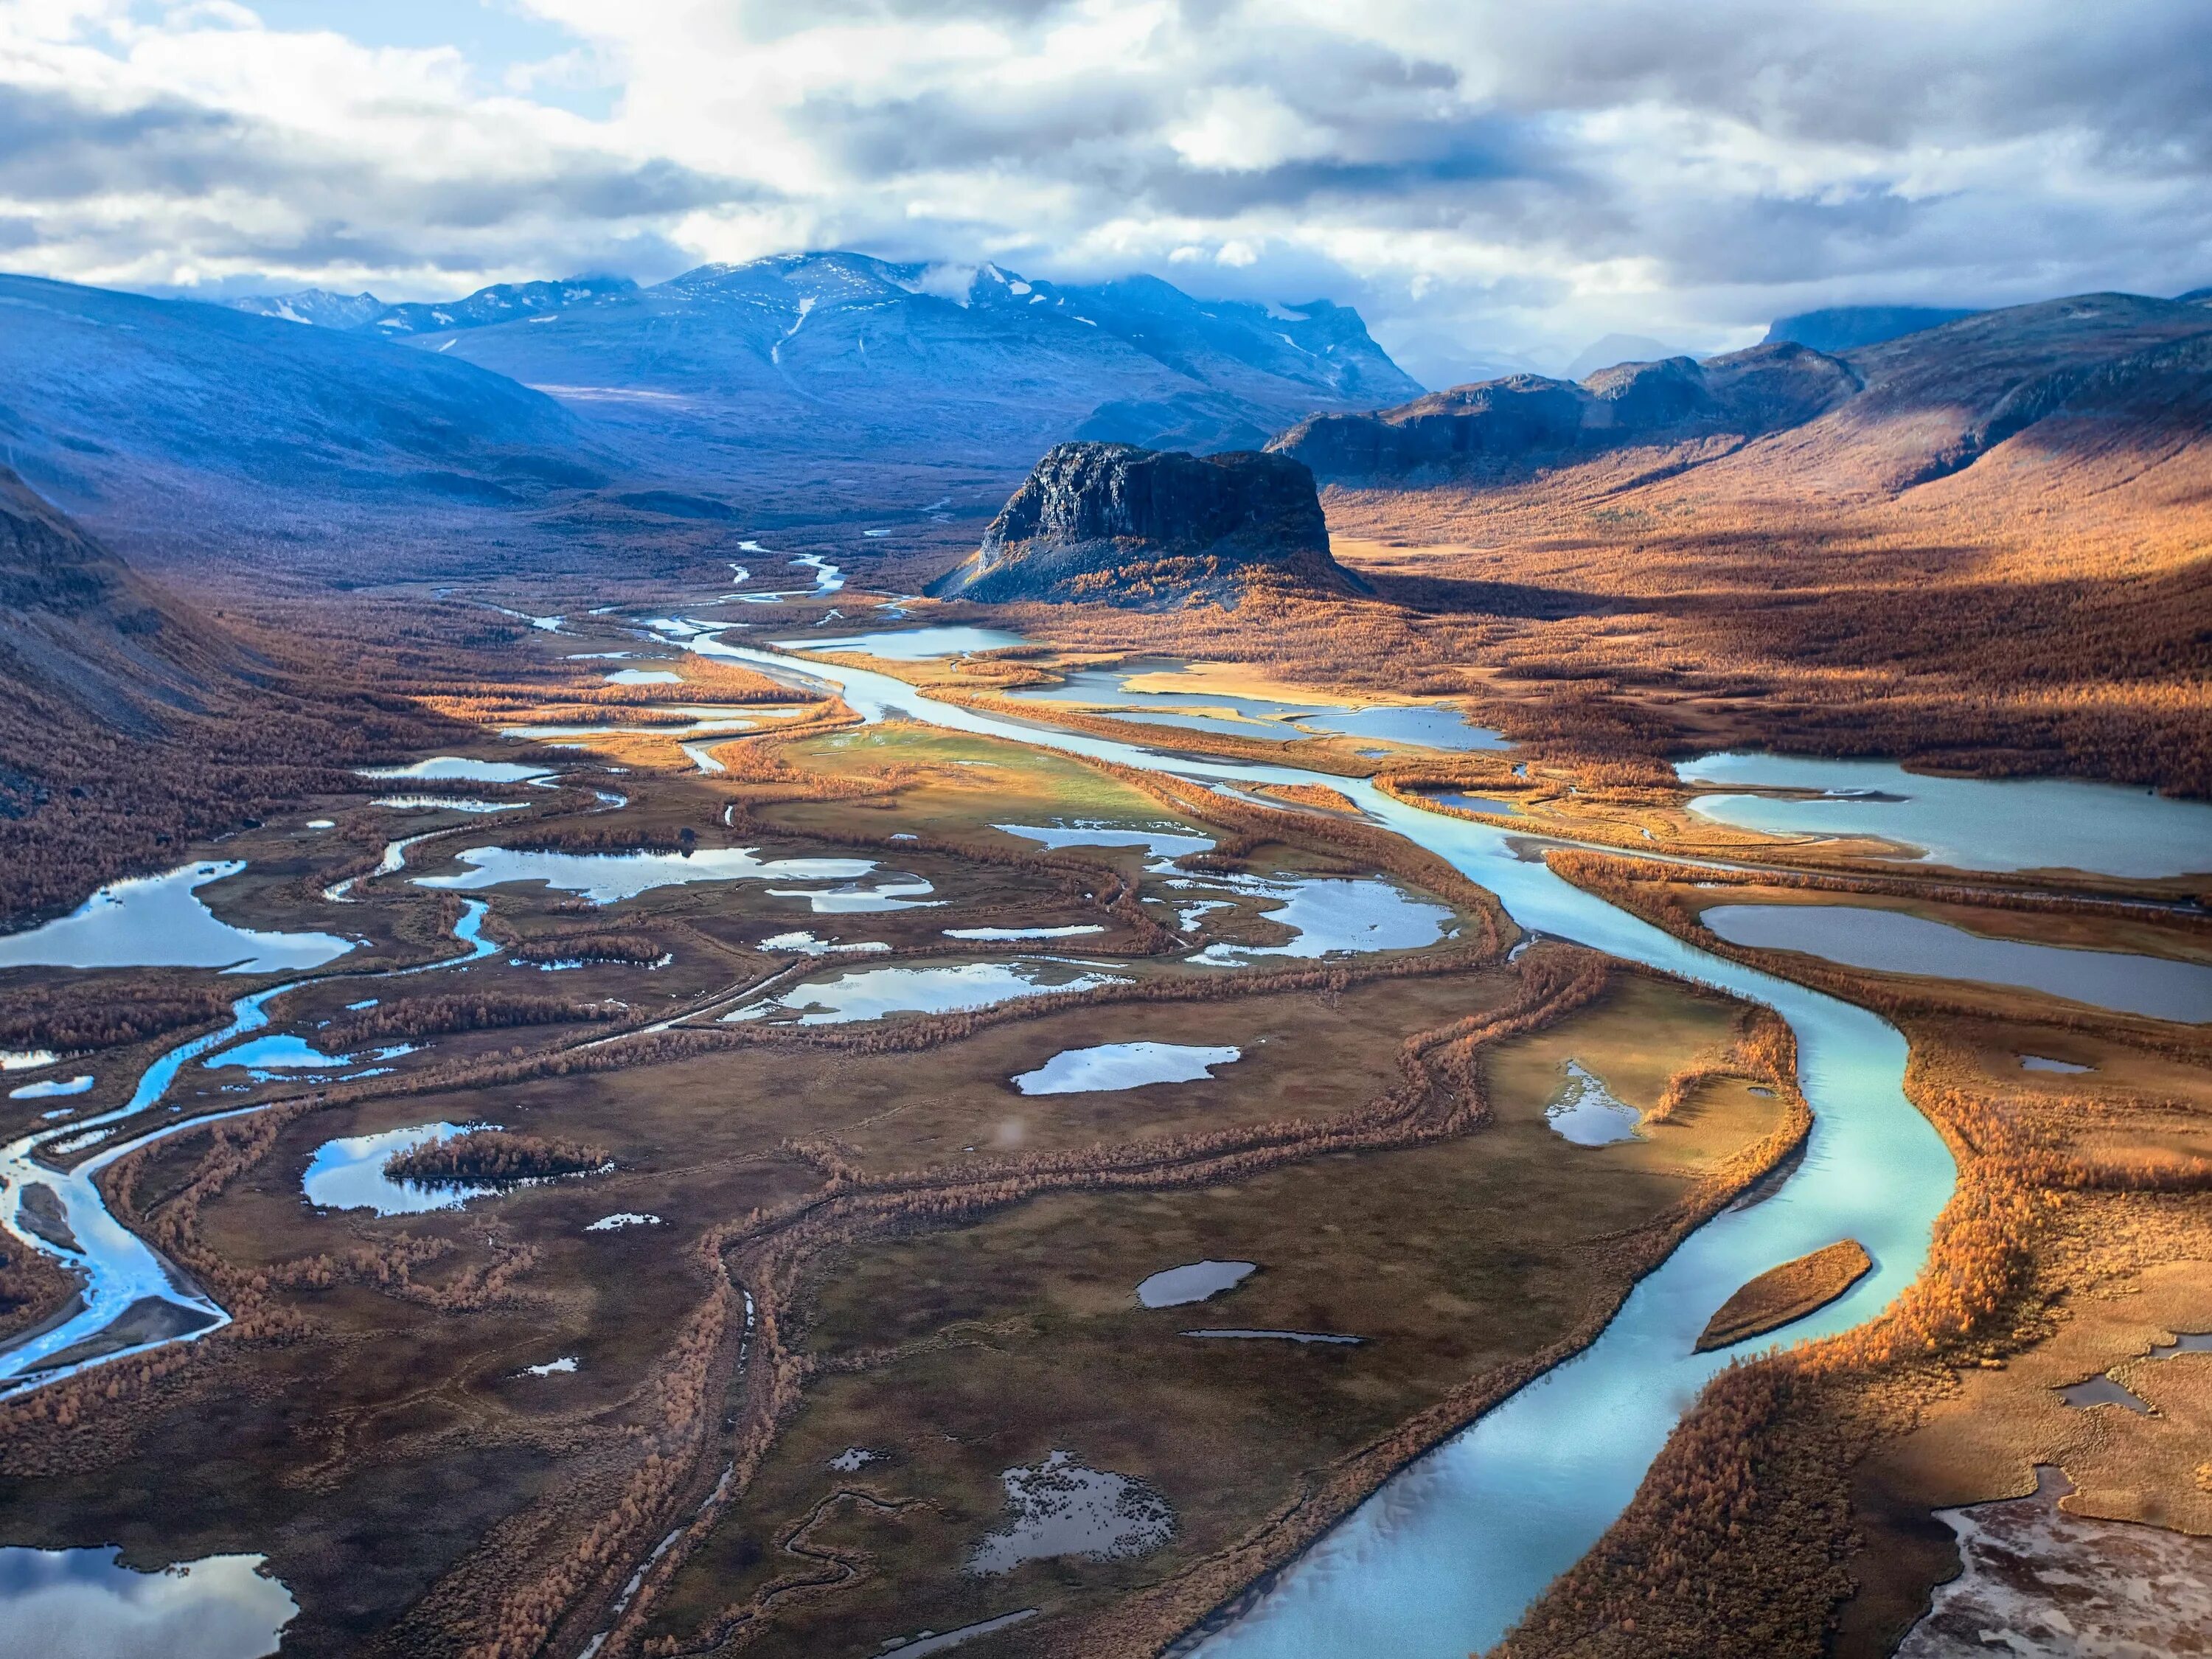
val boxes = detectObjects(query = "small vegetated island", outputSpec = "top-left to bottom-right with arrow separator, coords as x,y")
1695,1239 -> 1874,1352
383,1130 -> 611,1185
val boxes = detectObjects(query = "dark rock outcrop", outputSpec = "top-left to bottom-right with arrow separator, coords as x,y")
928,442 -> 1352,605
1269,341 -> 1860,483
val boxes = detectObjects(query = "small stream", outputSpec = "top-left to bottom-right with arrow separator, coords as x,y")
0,904 -> 497,1396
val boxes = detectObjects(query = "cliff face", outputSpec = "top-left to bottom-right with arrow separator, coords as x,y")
928,442 -> 1352,605
1269,341 -> 1861,482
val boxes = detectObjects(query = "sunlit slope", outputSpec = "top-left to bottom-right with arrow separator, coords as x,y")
1304,293 -> 2212,793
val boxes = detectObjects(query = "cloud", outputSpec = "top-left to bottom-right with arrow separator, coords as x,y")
1,0 -> 2207,376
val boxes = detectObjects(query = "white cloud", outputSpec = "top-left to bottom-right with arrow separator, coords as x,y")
1167,86 -> 1332,173
0,0 -> 2205,372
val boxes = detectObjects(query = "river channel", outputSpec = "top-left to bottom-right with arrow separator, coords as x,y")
688,636 -> 1956,1658
9,620 -> 2195,1655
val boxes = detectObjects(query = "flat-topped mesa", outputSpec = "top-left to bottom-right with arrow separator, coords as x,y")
928,441 -> 1359,606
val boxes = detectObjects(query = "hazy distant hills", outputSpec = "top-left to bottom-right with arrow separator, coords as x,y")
0,273 -> 607,574
229,252 -> 1421,464
0,463 -> 220,742
1271,293 -> 2212,497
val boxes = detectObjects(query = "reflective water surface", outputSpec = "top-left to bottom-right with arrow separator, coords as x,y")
692,639 -> 1955,1659
1679,753 -> 2212,877
0,1545 -> 297,1659
1014,1042 -> 1242,1096
0,863 -> 355,974
415,845 -> 877,905
1703,903 -> 2212,1023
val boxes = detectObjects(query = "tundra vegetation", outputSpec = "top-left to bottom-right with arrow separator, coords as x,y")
3,361 -> 2210,1659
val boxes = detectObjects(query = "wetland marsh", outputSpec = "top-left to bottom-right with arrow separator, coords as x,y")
2,604 -> 2207,1659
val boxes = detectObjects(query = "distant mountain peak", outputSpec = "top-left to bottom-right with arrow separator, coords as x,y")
226,288 -> 386,329
285,251 -> 1421,462
1565,333 -> 1690,381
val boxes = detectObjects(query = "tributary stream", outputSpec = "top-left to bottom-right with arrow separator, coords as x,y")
0,903 -> 498,1395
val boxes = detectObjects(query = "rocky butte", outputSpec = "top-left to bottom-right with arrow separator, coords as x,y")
928,440 -> 1357,606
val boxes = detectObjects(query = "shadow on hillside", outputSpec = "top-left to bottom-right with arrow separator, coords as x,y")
1360,570 -> 1627,620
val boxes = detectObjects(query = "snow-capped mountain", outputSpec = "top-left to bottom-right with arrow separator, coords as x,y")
227,288 -> 389,329
229,252 -> 1420,460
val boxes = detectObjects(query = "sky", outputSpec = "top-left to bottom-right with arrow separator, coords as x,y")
4,0 -> 2209,385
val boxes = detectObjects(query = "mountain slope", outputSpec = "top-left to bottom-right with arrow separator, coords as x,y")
0,274 -> 613,575
1303,291 -> 2212,795
0,467 -> 458,918
236,253 -> 1420,465
0,463 -> 223,740
1274,293 -> 2212,497
1270,343 -> 1861,483
1778,293 -> 2212,493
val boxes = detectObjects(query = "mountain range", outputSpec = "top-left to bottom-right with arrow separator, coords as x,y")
7,253 -> 2210,594
0,254 -> 1419,579
226,253 -> 1419,463
1271,293 -> 2212,496
0,273 -> 607,577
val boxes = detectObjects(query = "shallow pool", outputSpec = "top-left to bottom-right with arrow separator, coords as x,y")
724,960 -> 1126,1026
0,863 -> 356,975
415,845 -> 878,905
1014,1041 -> 1242,1096
782,625 -> 1028,660
992,822 -> 1215,870
301,1121 -> 491,1215
1702,903 -> 2212,1023
8,1074 -> 94,1101
1191,874 -> 1455,964
1296,705 -> 1511,751
1137,1260 -> 1256,1307
355,757 -> 553,784
1678,753 -> 2212,877
1544,1060 -> 1643,1146
0,1546 -> 296,1658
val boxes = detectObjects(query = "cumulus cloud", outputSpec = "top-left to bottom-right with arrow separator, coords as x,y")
3,0 -> 2208,382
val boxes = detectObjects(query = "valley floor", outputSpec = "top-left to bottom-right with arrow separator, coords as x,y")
0,557 -> 2208,1659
